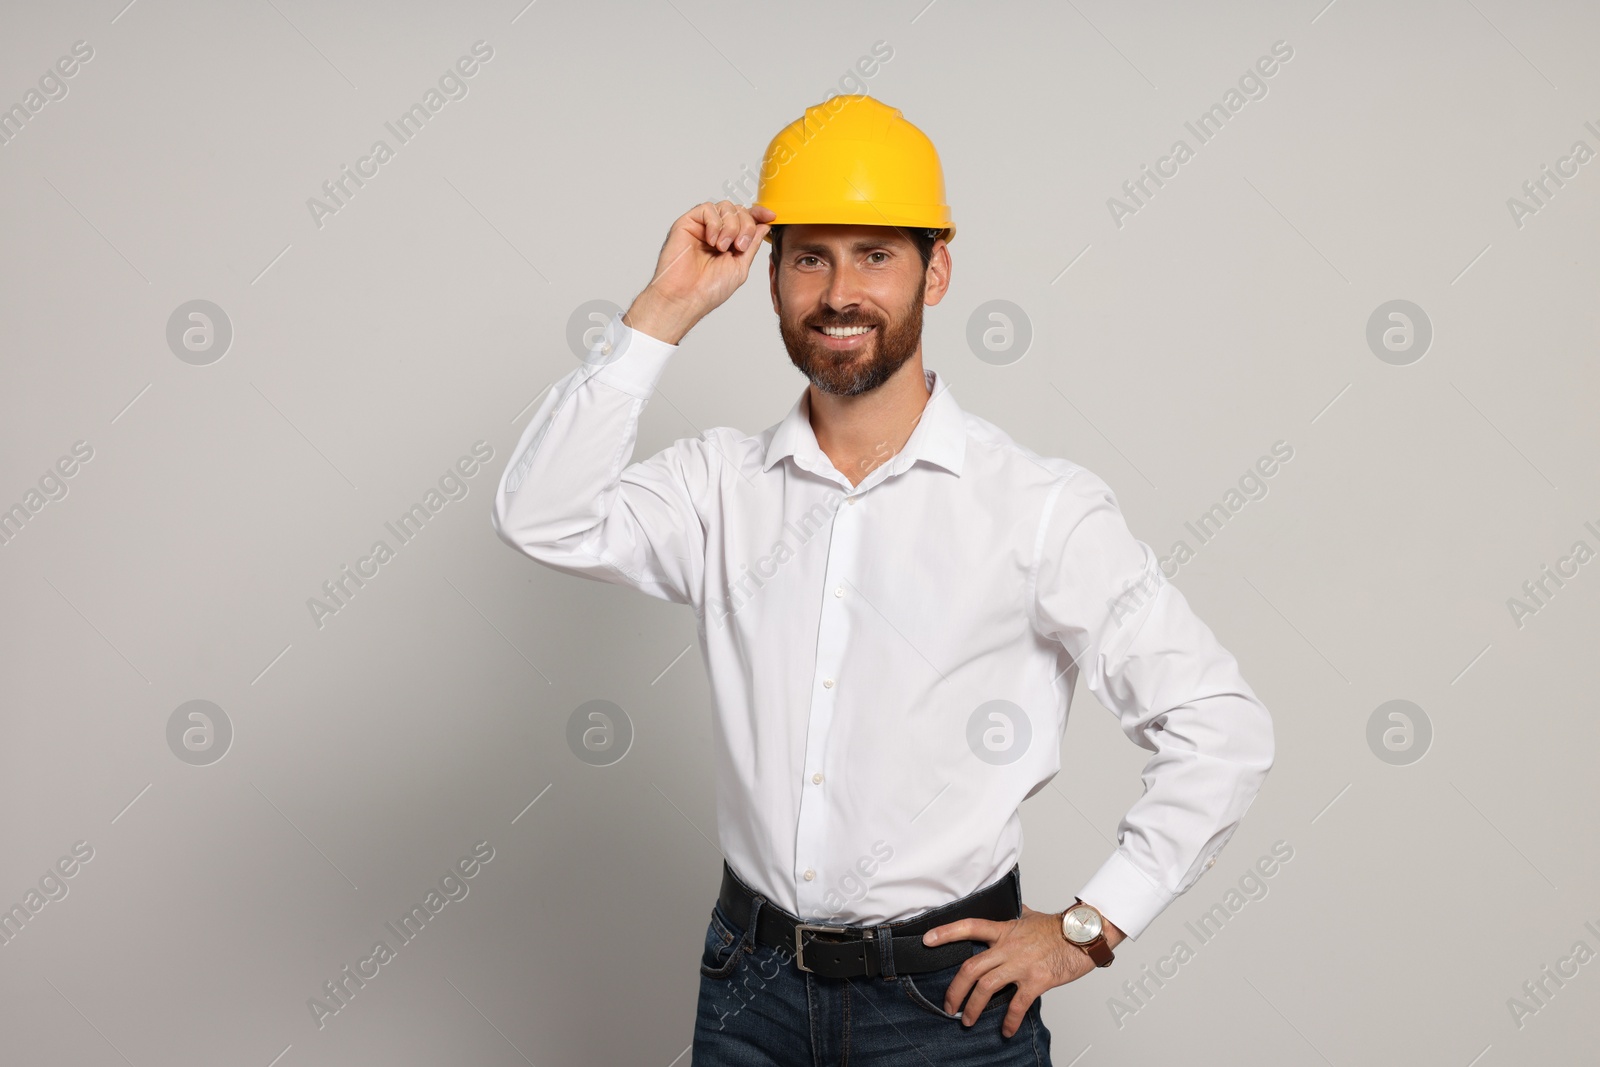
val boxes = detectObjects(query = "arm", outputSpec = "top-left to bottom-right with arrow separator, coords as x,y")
1033,466 -> 1277,942
917,465 -> 1273,1038
489,201 -> 775,600
489,317 -> 708,603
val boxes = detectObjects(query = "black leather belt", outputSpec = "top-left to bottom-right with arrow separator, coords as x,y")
716,860 -> 1021,979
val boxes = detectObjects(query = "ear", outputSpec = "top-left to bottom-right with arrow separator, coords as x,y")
922,239 -> 952,308
768,251 -> 780,314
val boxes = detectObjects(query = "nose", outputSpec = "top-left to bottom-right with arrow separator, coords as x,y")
822,262 -> 867,315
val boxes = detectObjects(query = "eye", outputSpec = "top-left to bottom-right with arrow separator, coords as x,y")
797,254 -> 821,268
867,251 -> 889,263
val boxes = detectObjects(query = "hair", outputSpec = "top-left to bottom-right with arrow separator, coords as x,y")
768,224 -> 942,270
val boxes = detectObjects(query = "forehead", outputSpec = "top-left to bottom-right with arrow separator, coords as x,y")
781,224 -> 917,253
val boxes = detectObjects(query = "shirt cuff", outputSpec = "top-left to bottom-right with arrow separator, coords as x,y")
589,311 -> 678,399
1075,849 -> 1172,942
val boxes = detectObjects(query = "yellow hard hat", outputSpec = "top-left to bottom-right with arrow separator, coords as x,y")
755,95 -> 954,245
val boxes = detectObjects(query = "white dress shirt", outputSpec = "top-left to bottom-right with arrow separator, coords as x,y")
491,312 -> 1274,941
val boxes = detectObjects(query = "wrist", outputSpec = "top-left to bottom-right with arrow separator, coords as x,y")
1059,899 -> 1120,967
622,288 -> 698,346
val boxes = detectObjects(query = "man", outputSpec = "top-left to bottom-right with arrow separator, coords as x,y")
491,96 -> 1274,1063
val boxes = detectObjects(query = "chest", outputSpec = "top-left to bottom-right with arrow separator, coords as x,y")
701,476 -> 1037,666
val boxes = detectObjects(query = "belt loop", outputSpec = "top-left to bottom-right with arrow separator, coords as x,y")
875,923 -> 896,979
744,894 -> 766,954
1011,864 -> 1022,917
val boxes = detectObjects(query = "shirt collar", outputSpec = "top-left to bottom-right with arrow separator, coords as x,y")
761,367 -> 966,480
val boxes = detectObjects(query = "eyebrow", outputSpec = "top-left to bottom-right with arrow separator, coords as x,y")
788,238 -> 903,255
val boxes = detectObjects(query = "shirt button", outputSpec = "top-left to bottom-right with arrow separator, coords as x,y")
834,586 -> 844,597
847,496 -> 857,505
599,342 -> 613,355
812,772 -> 824,784
823,679 -> 834,689
1204,856 -> 1216,870
804,869 -> 815,881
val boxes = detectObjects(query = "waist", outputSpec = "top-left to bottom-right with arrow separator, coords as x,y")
716,858 -> 1023,978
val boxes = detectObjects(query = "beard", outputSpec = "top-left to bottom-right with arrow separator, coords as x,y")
777,276 -> 926,397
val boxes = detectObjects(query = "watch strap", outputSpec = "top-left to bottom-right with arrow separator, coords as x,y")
1081,935 -> 1115,967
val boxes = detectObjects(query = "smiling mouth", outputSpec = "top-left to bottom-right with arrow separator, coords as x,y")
812,323 -> 877,349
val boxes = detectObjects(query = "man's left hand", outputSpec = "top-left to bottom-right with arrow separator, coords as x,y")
921,904 -> 1127,1038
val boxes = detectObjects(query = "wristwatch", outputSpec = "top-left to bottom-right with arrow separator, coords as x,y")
1059,898 -> 1115,967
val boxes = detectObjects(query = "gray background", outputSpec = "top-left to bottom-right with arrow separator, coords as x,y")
2,0 -> 1596,1064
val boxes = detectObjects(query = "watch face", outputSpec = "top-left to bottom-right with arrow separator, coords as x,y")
1063,904 -> 1102,943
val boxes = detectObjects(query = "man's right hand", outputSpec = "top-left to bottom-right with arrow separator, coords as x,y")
623,201 -> 776,345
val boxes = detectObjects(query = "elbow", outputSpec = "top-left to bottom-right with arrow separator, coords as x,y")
1253,700 -> 1276,779
490,488 -> 599,571
490,488 -> 555,561
489,493 -> 520,552
489,492 -> 516,544
488,443 -> 560,557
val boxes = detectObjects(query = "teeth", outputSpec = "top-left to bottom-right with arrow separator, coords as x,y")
822,326 -> 872,337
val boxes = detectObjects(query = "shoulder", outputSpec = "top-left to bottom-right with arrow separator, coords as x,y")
651,422 -> 769,484
957,408 -> 1117,509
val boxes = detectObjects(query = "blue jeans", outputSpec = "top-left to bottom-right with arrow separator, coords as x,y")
692,879 -> 1054,1065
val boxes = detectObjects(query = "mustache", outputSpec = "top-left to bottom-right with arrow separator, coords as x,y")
805,310 -> 883,329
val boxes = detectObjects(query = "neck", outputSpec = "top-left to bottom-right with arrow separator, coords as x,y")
808,348 -> 932,487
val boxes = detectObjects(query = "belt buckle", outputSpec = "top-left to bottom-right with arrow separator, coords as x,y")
792,922 -> 866,974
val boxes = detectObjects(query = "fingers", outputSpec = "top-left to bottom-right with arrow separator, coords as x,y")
947,954 -> 1013,1021
730,223 -> 771,265
924,917 -> 1004,946
929,909 -> 1075,1036
940,938 -> 1003,1015
708,200 -> 735,251
732,209 -> 761,252
692,200 -> 768,254
699,200 -> 734,252
1000,992 -> 1038,1040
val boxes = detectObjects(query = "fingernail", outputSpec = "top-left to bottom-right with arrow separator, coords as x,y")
737,234 -> 750,250
923,931 -> 935,945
